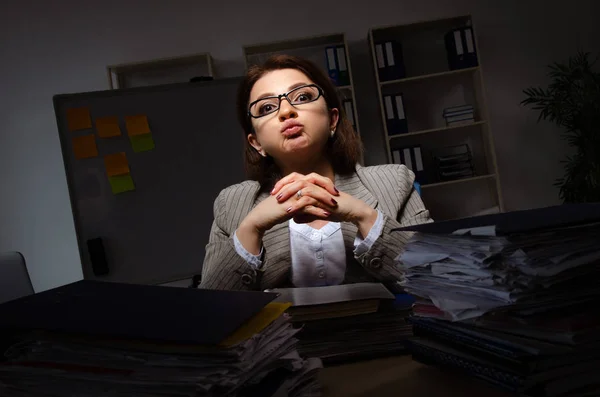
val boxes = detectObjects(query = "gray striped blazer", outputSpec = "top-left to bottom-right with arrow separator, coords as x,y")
200,164 -> 432,290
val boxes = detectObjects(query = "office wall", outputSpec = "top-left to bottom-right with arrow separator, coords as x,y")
1,0 -> 598,292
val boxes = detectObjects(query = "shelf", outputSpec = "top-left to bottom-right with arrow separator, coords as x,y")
388,120 -> 486,140
421,174 -> 495,189
106,53 -> 214,89
243,34 -> 345,56
336,85 -> 353,90
380,67 -> 479,85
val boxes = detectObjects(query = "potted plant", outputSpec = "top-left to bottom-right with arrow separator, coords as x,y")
521,51 -> 600,203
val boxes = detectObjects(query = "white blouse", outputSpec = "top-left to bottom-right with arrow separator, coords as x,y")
233,210 -> 385,287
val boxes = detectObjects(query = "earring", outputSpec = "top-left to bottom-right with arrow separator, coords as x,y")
330,129 -> 335,138
259,150 -> 267,157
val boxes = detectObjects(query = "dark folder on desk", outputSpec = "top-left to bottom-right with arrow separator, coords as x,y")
0,280 -> 277,345
393,203 -> 600,235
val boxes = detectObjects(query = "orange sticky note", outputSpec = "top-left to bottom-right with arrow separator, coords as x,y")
66,107 -> 92,131
96,116 -> 122,138
125,115 -> 151,136
72,135 -> 98,159
104,152 -> 130,177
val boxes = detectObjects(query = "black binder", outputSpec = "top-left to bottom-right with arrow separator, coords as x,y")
393,203 -> 600,235
0,280 -> 277,346
444,27 -> 479,70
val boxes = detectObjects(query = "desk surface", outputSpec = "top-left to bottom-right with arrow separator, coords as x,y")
319,355 -> 513,397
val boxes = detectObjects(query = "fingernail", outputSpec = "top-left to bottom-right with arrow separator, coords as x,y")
323,211 -> 331,217
271,189 -> 276,195
286,207 -> 293,213
276,193 -> 283,200
331,198 -> 338,206
334,186 -> 339,194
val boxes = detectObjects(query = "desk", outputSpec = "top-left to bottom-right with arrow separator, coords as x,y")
320,356 -> 513,397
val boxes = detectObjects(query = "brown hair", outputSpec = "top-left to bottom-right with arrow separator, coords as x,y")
236,54 -> 363,189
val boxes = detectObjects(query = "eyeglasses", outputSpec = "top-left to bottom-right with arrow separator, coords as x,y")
248,84 -> 324,118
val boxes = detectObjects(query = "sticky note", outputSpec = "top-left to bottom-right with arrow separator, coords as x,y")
130,133 -> 155,153
103,152 -> 130,177
66,107 -> 92,131
108,174 -> 135,195
72,134 -> 98,159
125,115 -> 151,136
95,116 -> 122,138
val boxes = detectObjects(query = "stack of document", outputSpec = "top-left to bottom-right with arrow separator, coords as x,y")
0,280 -> 323,397
443,104 -> 474,127
269,283 -> 413,364
394,203 -> 600,396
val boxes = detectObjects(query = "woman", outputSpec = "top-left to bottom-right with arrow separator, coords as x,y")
200,54 -> 432,290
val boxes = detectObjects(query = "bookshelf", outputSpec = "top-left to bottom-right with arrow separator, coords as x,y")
242,33 -> 361,136
368,15 -> 503,221
107,52 -> 215,89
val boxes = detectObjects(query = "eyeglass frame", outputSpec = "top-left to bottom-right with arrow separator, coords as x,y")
247,84 -> 325,119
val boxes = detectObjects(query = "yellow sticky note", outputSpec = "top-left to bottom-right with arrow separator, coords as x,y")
66,107 -> 92,131
219,302 -> 292,347
95,116 -> 122,138
104,152 -> 130,177
130,133 -> 155,153
108,174 -> 135,194
72,134 -> 98,159
125,115 -> 151,136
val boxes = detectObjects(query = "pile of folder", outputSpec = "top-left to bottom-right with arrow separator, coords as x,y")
325,45 -> 350,86
394,203 -> 600,396
268,283 -> 414,365
0,281 -> 322,397
433,144 -> 475,182
443,104 -> 474,127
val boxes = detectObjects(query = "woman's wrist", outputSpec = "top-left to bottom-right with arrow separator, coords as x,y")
353,205 -> 378,239
237,217 -> 265,255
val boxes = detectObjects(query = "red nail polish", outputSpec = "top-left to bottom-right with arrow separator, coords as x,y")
331,198 -> 338,205
276,193 -> 283,200
286,207 -> 293,213
334,186 -> 339,194
323,211 -> 331,217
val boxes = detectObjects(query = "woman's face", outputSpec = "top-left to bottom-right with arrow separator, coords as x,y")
247,68 -> 338,164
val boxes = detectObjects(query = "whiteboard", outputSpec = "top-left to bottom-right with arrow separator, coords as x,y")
53,78 -> 247,285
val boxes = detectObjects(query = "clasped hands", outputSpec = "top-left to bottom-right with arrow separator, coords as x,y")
240,172 -> 378,239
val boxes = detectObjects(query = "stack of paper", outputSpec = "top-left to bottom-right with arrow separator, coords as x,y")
0,281 -> 323,397
393,203 -> 600,396
269,283 -> 413,364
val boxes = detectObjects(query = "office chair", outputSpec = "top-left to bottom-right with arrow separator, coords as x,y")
0,251 -> 34,304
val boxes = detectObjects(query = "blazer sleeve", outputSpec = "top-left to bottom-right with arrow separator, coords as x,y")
200,189 -> 262,291
354,167 -> 432,282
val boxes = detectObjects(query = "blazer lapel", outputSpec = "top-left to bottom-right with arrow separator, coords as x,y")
253,190 -> 292,289
335,169 -> 379,248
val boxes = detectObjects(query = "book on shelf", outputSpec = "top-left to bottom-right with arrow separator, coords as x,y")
433,144 -> 476,182
444,26 -> 479,71
443,104 -> 475,127
392,145 -> 426,184
374,40 -> 405,81
325,45 -> 350,86
384,93 -> 408,135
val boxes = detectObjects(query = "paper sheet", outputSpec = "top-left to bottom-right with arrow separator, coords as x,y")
72,134 -> 98,159
95,116 -> 122,138
220,302 -> 291,347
